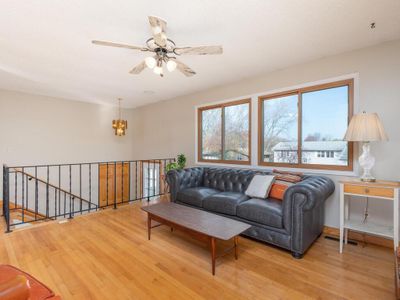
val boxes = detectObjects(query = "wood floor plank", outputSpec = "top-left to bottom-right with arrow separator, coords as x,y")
0,199 -> 395,299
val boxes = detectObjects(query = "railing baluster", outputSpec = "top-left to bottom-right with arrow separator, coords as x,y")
46,166 -> 50,218
114,161 -> 117,209
153,160 -> 156,198
54,186 -> 57,219
35,167 -> 38,221
121,161 -> 124,203
79,164 -> 82,214
69,165 -> 72,219
3,165 -> 11,232
128,162 -> 131,201
58,165 -> 61,217
89,163 -> 92,212
147,161 -> 150,202
106,163 -> 109,207
64,192 -> 66,217
26,171 -> 29,220
22,168 -> 25,223
14,171 -> 17,213
135,161 -> 138,200
97,163 -> 100,209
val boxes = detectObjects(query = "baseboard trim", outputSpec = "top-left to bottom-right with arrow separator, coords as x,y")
323,226 -> 393,249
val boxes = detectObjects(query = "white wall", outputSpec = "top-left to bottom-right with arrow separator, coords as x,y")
0,90 -> 134,195
1,40 -> 399,228
130,40 -> 400,228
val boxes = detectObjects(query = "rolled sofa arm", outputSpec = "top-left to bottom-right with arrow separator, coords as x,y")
283,176 -> 335,212
282,176 -> 335,256
166,167 -> 205,202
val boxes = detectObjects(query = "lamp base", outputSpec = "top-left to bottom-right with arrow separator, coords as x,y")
360,177 -> 376,183
358,142 -> 376,182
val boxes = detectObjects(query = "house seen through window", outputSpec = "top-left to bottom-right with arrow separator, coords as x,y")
259,79 -> 353,170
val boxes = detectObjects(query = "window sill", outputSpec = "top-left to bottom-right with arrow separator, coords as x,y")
195,161 -> 358,177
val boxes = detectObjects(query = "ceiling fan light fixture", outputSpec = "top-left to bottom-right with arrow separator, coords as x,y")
153,65 -> 163,76
152,26 -> 162,35
145,56 -> 156,69
166,59 -> 177,72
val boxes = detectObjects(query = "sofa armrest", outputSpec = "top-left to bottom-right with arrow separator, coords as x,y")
0,275 -> 30,300
283,176 -> 335,212
166,167 -> 205,202
282,176 -> 335,255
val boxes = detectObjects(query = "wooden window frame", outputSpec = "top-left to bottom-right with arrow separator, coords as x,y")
198,98 -> 252,165
258,79 -> 354,171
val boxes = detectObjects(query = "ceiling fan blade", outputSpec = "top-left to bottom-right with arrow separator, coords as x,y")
129,60 -> 147,74
92,40 -> 146,51
174,46 -> 223,55
174,59 -> 196,77
148,16 -> 167,47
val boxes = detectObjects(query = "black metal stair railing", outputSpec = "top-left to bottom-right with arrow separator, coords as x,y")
2,158 -> 175,232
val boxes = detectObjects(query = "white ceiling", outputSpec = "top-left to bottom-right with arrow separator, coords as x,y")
1,1 -> 399,108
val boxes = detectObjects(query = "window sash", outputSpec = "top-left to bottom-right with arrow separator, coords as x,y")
258,79 -> 354,171
198,99 -> 251,165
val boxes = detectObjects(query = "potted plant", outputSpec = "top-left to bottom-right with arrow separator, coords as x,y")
166,154 -> 186,172
162,154 -> 187,190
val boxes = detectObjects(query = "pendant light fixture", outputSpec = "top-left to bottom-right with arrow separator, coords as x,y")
112,98 -> 128,136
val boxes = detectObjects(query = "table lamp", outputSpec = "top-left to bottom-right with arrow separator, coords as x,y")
344,111 -> 388,182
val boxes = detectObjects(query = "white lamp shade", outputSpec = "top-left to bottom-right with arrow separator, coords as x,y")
153,66 -> 163,75
344,112 -> 388,142
145,57 -> 156,69
166,60 -> 177,72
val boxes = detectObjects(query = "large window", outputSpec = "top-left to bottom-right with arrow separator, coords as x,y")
198,99 -> 251,164
259,79 -> 353,170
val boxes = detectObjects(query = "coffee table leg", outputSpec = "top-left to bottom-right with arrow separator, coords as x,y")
210,237 -> 216,275
147,214 -> 151,240
234,236 -> 238,260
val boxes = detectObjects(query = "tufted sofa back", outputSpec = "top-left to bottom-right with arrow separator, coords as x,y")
203,168 -> 270,193
176,167 -> 205,190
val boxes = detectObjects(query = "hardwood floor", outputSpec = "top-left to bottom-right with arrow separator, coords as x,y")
0,198 -> 395,299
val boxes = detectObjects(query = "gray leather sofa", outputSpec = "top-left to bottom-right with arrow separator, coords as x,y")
167,167 -> 335,258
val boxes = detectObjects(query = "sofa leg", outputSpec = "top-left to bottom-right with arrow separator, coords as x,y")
292,252 -> 303,259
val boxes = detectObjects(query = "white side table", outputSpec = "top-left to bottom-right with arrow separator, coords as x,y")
339,180 -> 400,253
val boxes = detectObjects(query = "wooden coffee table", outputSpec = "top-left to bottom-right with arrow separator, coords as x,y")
141,202 -> 251,275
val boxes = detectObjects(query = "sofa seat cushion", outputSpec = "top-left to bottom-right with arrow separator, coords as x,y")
203,192 -> 250,216
177,187 -> 220,207
237,198 -> 283,228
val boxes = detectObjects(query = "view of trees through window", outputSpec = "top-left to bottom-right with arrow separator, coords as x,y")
201,107 -> 222,160
260,80 -> 352,170
200,100 -> 250,163
262,94 -> 298,163
224,103 -> 249,161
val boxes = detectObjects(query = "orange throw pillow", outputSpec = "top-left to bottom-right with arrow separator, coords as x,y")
269,183 -> 289,200
269,169 -> 303,200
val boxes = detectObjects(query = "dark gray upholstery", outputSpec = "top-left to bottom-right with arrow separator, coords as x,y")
237,198 -> 283,228
167,167 -> 335,257
177,187 -> 219,207
203,192 -> 249,215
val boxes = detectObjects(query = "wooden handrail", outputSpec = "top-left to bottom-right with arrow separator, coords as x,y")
13,168 -> 97,208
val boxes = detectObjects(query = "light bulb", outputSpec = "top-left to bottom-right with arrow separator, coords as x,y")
152,26 -> 162,34
145,57 -> 156,69
153,66 -> 163,75
166,60 -> 177,72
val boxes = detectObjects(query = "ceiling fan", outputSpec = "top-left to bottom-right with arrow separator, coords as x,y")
92,16 -> 223,77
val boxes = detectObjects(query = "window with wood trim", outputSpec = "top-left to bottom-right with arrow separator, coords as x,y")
258,79 -> 354,171
198,99 -> 251,164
